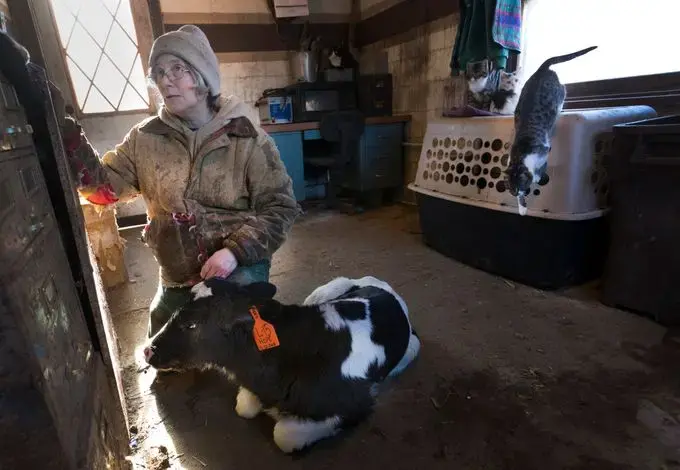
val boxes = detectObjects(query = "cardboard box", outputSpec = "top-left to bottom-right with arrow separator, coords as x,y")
274,5 -> 309,17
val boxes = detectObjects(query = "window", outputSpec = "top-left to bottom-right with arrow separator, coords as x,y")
520,0 -> 680,108
48,0 -> 150,114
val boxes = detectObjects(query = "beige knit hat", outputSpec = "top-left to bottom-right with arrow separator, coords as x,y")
149,25 -> 220,96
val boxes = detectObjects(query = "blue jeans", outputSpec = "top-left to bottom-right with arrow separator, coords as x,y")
147,259 -> 271,337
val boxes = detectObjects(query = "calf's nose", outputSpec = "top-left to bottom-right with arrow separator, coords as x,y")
143,346 -> 154,362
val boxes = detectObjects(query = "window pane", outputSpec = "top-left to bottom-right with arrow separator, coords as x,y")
60,0 -> 83,16
99,0 -> 121,16
50,0 -> 76,45
522,0 -> 680,84
115,0 -> 138,46
66,56 -> 90,105
93,54 -> 127,108
68,22 -> 102,78
119,83 -> 148,111
83,86 -> 114,113
128,53 -> 150,105
78,0 -> 114,46
105,21 -> 137,75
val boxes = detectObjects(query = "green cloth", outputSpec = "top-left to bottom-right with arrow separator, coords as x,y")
147,259 -> 271,337
451,0 -> 511,74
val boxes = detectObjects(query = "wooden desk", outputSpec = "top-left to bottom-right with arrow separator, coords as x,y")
263,115 -> 411,201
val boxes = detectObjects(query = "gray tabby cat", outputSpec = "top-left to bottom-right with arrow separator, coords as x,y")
505,46 -> 597,215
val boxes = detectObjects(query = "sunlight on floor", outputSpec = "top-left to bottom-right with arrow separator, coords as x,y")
126,345 -> 185,470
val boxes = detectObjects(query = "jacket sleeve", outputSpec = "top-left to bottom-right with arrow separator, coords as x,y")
62,116 -> 140,204
223,134 -> 300,265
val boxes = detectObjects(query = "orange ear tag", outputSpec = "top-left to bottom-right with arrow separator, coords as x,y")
249,306 -> 280,351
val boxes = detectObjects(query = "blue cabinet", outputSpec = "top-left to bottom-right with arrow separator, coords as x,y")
351,123 -> 405,192
268,121 -> 407,201
269,131 -> 306,201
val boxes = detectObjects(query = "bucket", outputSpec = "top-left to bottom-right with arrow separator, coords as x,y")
294,51 -> 318,82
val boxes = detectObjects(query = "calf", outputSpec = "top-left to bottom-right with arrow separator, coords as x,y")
144,276 -> 420,453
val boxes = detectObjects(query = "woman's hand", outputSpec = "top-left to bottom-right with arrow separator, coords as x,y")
200,248 -> 238,279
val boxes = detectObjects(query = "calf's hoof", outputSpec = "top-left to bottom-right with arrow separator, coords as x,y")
272,416 -> 342,453
235,387 -> 262,419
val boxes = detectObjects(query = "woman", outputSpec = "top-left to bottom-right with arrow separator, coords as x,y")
63,25 -> 299,337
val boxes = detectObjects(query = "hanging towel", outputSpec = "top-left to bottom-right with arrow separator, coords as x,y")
451,0 -> 510,74
492,0 -> 522,51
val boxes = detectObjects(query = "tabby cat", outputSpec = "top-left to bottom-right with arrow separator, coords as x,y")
505,46 -> 598,215
467,60 -> 522,114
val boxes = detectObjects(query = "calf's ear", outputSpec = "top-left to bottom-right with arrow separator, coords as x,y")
244,282 -> 277,301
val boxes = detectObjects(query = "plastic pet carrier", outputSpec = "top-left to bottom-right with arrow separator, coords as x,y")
408,106 -> 657,289
601,114 -> 680,325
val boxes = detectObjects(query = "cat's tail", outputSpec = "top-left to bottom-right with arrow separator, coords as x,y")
539,46 -> 597,70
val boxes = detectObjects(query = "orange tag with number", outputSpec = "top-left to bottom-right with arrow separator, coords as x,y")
249,307 -> 280,351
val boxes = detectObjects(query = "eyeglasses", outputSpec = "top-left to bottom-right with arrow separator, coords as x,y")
150,64 -> 190,83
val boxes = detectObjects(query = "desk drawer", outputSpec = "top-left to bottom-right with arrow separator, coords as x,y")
364,123 -> 403,148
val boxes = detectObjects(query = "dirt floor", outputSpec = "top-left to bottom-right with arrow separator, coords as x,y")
107,204 -> 680,470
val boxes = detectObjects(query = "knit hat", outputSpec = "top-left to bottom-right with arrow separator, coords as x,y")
149,25 -> 221,96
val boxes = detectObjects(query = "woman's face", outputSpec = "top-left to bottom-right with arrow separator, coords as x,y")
152,54 -> 203,118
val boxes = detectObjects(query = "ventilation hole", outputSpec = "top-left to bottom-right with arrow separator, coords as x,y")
475,154 -> 480,161
481,152 -> 492,164
455,176 -> 459,182
489,182 -> 495,188
464,151 -> 473,162
490,167 -> 502,179
496,180 -> 506,193
427,149 -> 432,158
430,161 -> 437,171
450,150 -> 458,160
466,166 -> 471,172
423,171 -> 429,179
445,152 -> 449,159
438,163 -> 442,169
457,138 -> 466,149
434,172 -> 440,181
538,173 -> 550,186
491,139 -> 503,151
533,189 -> 540,196
484,141 -> 491,148
456,163 -> 465,174
438,149 -> 444,159
444,137 -> 451,148
591,171 -> 599,184
472,164 -> 482,176
443,162 -> 450,172
473,138 -> 483,150
467,140 -> 472,147
477,178 -> 487,189
470,179 -> 476,185
493,156 -> 499,163
433,138 -> 439,147
483,168 -> 489,175
445,173 -> 453,184
501,154 -> 509,167
504,142 -> 510,149
460,175 -> 469,186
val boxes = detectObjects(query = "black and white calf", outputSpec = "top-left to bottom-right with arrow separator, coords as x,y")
144,276 -> 420,453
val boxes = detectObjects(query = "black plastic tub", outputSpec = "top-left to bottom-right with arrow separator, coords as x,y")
601,115 -> 680,325
414,191 -> 610,290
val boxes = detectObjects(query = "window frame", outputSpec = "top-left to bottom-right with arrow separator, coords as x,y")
46,0 -> 157,119
563,71 -> 680,113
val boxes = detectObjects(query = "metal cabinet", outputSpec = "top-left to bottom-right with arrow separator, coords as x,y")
0,64 -> 129,469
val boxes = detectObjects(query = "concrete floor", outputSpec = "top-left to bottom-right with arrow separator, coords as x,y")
107,205 -> 680,470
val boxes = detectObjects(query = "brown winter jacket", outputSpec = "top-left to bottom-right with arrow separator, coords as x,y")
63,96 -> 299,286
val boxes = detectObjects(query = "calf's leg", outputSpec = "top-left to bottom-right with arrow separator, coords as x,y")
273,416 -> 342,453
235,387 -> 263,419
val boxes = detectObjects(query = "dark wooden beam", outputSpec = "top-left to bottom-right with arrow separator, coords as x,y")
163,22 -> 350,53
147,0 -> 164,39
355,0 -> 459,48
